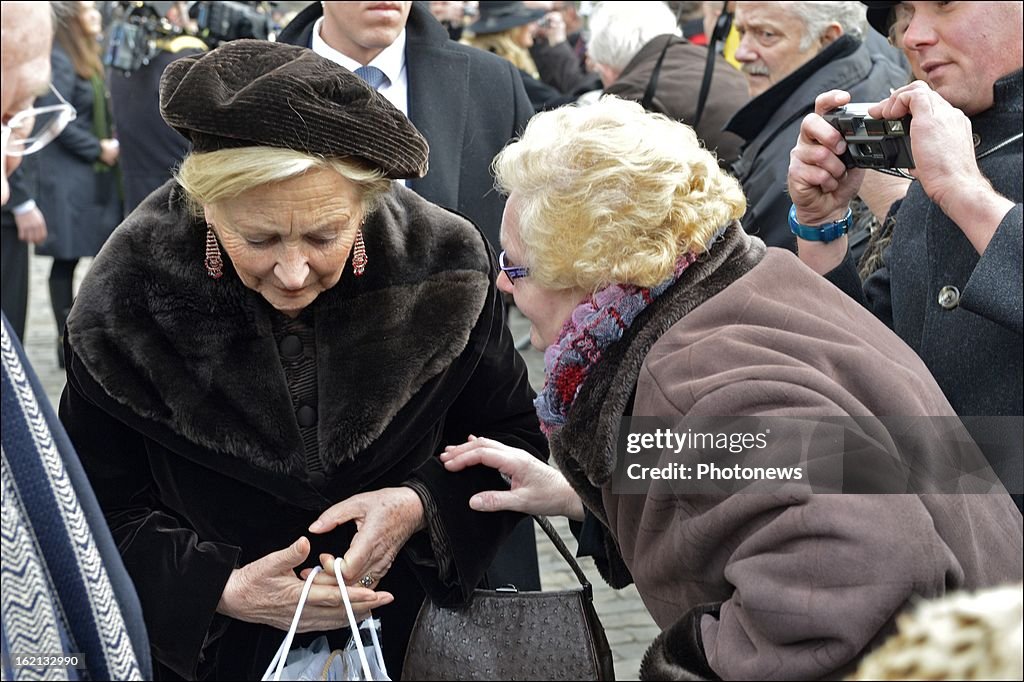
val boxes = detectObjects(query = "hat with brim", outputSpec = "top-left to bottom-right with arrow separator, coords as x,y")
468,1 -> 547,35
861,1 -> 900,37
159,39 -> 429,180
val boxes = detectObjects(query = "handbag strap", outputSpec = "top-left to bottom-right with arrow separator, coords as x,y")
532,516 -> 593,598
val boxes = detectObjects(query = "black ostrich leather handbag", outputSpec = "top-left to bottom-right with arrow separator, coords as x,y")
402,516 -> 615,681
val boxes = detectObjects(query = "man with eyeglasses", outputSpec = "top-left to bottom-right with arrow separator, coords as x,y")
1,2 -> 151,678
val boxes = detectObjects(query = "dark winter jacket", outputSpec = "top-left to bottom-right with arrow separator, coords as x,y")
34,44 -> 122,260
61,181 -> 547,680
826,68 -> 1024,504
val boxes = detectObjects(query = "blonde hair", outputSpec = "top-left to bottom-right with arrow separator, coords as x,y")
175,147 -> 391,218
492,96 -> 746,290
463,27 -> 540,79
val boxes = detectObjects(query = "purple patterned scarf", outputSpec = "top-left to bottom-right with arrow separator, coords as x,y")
535,252 -> 699,435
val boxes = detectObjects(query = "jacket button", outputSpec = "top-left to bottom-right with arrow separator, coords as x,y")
972,133 -> 981,147
280,334 -> 303,360
938,285 -> 961,310
296,405 -> 317,427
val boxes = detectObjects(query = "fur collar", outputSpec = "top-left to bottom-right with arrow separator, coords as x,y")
548,224 -> 765,526
67,181 -> 491,475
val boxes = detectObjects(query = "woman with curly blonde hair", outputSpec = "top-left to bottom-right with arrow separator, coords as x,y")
443,96 -> 1022,680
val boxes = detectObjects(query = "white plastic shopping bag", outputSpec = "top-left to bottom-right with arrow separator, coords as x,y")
261,563 -> 390,681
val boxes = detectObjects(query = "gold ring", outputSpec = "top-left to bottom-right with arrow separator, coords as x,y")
358,574 -> 374,588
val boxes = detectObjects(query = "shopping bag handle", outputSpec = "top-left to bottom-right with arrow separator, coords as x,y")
262,565 -> 388,681
263,566 -> 324,681
335,561 -> 374,680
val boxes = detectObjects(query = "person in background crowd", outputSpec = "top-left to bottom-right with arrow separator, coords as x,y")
442,94 -> 1023,681
463,1 -> 565,111
1,159 -> 42,342
723,1 -> 907,254
585,0 -> 748,168
34,0 -> 122,369
1,3 -> 150,679
526,0 -> 599,96
788,0 -> 1023,509
279,1 -> 532,257
429,0 -> 468,40
109,0 -> 207,214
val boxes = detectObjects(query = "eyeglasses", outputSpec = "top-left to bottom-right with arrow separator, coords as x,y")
498,250 -> 530,285
2,84 -> 77,157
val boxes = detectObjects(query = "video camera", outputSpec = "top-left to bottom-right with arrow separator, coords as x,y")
190,1 -> 273,44
823,103 -> 915,170
104,1 -> 273,74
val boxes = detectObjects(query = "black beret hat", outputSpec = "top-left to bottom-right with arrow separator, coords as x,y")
861,1 -> 900,37
159,39 -> 429,180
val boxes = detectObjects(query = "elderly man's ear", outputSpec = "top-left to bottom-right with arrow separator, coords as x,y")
819,22 -> 844,49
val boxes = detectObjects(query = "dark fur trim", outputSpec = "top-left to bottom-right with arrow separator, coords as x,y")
548,224 -> 765,583
67,181 -> 490,475
639,603 -> 721,681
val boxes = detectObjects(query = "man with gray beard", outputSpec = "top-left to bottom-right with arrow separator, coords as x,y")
723,1 -> 907,252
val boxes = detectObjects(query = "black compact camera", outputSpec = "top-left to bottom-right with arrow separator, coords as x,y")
823,103 -> 915,169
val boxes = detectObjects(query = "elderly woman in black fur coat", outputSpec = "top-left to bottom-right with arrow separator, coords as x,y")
58,40 -> 546,680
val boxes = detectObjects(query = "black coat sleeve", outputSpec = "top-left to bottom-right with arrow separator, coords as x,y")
407,283 -> 549,606
60,351 -> 240,680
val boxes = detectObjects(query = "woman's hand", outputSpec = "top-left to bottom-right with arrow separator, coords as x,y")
440,436 -> 585,521
216,537 -> 393,632
308,487 -> 426,590
98,139 -> 119,166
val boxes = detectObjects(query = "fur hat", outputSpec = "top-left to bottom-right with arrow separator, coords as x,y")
159,39 -> 429,179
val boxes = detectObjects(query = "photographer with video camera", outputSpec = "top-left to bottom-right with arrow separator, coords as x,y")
788,0 -> 1023,508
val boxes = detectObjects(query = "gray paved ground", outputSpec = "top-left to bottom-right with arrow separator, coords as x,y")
22,252 -> 659,680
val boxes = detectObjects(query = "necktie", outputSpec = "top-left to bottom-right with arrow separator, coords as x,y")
354,65 -> 388,90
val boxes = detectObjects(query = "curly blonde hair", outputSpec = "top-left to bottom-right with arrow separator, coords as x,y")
176,147 -> 391,218
492,96 -> 746,290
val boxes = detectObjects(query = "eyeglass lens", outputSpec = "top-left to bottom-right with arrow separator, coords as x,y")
6,108 -> 73,156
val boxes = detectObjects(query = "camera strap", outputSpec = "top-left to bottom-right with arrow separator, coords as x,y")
640,1 -> 688,113
693,1 -> 734,129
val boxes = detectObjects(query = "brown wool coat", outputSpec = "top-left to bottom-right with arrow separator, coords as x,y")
550,225 -> 1023,680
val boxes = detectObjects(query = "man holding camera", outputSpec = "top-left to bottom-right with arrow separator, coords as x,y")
725,1 -> 908,251
788,0 -> 1023,506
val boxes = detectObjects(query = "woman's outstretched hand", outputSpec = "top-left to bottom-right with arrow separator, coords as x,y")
440,435 -> 585,521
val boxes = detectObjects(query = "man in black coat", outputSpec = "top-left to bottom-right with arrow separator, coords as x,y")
279,1 -> 541,590
789,0 -> 1023,508
279,1 -> 534,253
725,1 -> 907,251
